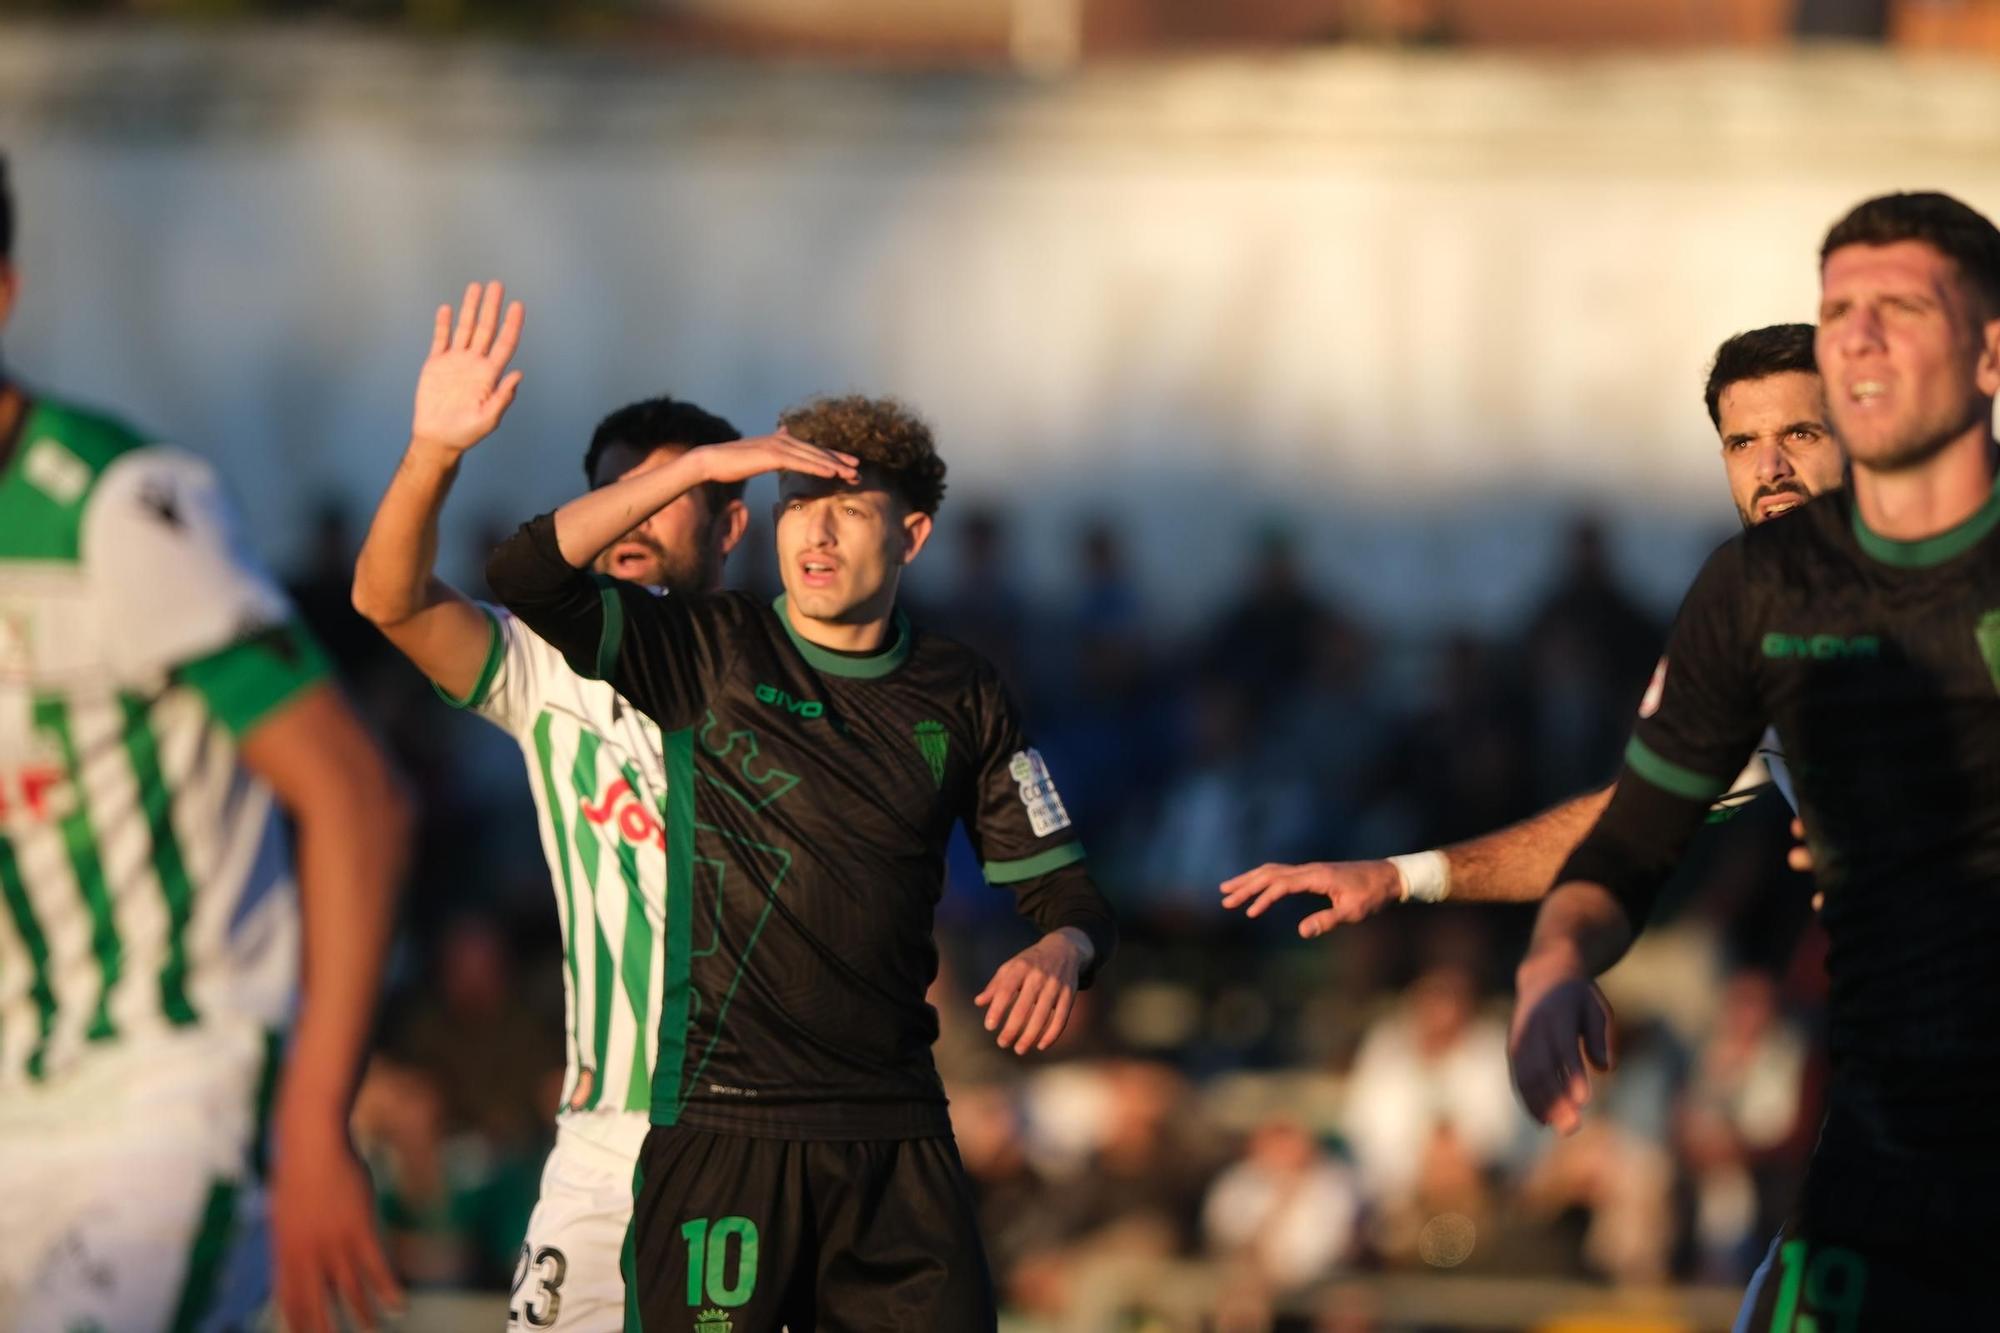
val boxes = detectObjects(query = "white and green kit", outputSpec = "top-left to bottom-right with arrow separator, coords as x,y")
442,599 -> 673,1331
0,396 -> 329,1331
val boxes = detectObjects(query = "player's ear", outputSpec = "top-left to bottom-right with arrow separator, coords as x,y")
1977,309 -> 2000,399
714,498 -> 750,559
899,509 -> 934,566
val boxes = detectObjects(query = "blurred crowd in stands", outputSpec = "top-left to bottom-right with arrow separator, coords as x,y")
290,501 -> 1826,1325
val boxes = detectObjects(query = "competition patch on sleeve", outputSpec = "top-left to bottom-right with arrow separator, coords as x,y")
22,439 -> 91,506
1009,748 -> 1072,836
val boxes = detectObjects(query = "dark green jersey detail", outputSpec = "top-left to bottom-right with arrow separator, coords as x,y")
0,398 -> 146,561
487,516 -> 1115,1139
984,842 -> 1088,885
655,728 -> 698,1126
34,696 -> 119,1041
175,621 -> 330,737
432,607 -> 506,710
594,575 -> 626,681
1851,483 -> 2000,569
617,761 -> 658,1113
532,712 -> 588,1106
167,1179 -> 240,1333
1624,736 -> 1730,802
771,595 -> 911,679
119,693 -> 199,1027
0,836 -> 57,1078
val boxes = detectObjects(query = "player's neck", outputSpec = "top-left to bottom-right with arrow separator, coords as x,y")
1853,421 -> 1998,543
781,595 -> 896,656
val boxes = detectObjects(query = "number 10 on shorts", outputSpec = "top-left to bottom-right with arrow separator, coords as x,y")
682,1216 -> 760,1308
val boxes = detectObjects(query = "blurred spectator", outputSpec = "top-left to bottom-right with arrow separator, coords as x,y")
1202,527 -> 1355,702
1202,1115 -> 1361,1291
1374,632 -> 1536,849
927,504 -> 1031,693
286,499 -> 393,687
1342,966 -> 1522,1261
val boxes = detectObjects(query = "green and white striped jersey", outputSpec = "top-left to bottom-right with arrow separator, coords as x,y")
0,396 -> 327,1091
442,604 -> 667,1117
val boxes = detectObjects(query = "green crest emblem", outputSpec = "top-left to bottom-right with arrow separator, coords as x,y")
1978,611 -> 2000,693
914,720 -> 949,787
695,1310 -> 733,1333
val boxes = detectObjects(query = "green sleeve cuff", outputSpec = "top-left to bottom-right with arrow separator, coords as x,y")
432,608 -> 505,710
592,575 -> 625,682
1625,736 -> 1730,803
984,842 -> 1087,885
177,621 -> 331,737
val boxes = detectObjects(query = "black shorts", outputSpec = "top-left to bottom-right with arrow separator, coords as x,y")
622,1124 -> 996,1332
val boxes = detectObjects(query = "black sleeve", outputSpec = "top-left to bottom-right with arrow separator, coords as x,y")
484,512 -> 737,730
1557,538 -> 1765,926
964,669 -> 1116,985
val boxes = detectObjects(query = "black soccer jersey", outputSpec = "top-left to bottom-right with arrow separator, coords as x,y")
489,514 -> 1116,1139
1563,485 -> 2000,1157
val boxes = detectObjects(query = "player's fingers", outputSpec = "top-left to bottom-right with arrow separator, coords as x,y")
1298,907 -> 1344,939
1012,978 -> 1062,1054
1790,846 -> 1814,873
1581,993 -> 1615,1071
1791,817 -> 1806,840
491,299 -> 526,367
329,1248 -> 380,1333
429,304 -> 452,357
472,280 -> 503,354
997,974 -> 1046,1048
1037,987 -> 1076,1051
1811,890 -> 1825,912
486,370 -> 525,422
454,282 -> 480,348
1219,865 -> 1272,899
979,967 -> 1022,1028
1242,877 -> 1301,918
348,1220 -> 405,1315
280,1260 -> 330,1333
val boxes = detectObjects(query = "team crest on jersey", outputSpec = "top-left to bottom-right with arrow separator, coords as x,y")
1977,612 -> 2000,695
695,1309 -> 734,1333
914,720 -> 949,788
1009,748 -> 1072,836
1638,657 -> 1668,719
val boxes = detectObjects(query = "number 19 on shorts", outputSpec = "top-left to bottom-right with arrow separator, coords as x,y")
682,1216 -> 760,1309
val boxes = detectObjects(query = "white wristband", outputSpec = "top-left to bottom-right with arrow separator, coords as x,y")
1388,849 -> 1451,904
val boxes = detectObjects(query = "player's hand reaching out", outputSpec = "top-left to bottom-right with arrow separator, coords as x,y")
410,280 -> 525,459
1508,953 -> 1617,1136
1219,859 -> 1402,938
975,928 -> 1092,1055
691,428 -> 860,488
269,1099 -> 404,1333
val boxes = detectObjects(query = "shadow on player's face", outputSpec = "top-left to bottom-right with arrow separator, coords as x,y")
589,442 -> 741,595
773,469 -> 931,627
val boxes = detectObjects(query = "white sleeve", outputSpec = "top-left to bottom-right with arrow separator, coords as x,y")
451,604 -> 567,737
81,446 -> 292,687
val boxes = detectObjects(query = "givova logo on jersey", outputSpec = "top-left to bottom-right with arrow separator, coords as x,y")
1009,749 -> 1071,837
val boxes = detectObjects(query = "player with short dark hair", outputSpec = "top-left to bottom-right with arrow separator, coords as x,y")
1221,322 -> 1837,931
355,282 -> 757,1329
483,328 -> 1115,1330
1511,190 -> 2000,1325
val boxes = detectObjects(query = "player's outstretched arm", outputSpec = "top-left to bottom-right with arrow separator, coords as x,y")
1219,785 -> 1615,937
241,685 -> 414,1333
353,280 -> 524,698
547,430 -> 861,569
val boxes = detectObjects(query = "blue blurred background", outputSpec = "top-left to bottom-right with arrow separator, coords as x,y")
6,2 -> 1999,1327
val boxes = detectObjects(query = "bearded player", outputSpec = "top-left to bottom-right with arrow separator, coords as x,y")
353,282 -> 749,1330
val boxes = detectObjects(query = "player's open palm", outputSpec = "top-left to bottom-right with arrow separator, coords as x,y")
1219,859 -> 1401,939
976,929 -> 1089,1055
696,428 -> 860,487
1507,969 -> 1616,1136
411,279 -> 525,457
270,1116 -> 403,1333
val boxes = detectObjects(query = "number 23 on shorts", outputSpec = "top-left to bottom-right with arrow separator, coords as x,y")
683,1216 -> 761,1310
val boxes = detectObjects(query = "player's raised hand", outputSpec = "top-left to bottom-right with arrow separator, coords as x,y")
1219,859 -> 1402,938
693,428 -> 861,487
1507,963 -> 1616,1136
269,1108 -> 404,1333
410,280 -> 525,458
975,928 -> 1090,1056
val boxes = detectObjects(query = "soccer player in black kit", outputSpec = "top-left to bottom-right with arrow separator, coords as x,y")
487,393 -> 1116,1332
1510,190 -> 2000,1329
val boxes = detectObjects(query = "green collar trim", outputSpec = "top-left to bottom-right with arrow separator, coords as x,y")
773,595 -> 910,678
1852,485 -> 2000,569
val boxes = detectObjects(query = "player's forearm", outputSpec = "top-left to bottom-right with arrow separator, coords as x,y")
1520,881 -> 1634,982
352,442 -> 461,627
487,512 -> 613,673
551,449 -> 710,568
1440,786 -> 1616,902
279,759 -> 412,1124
